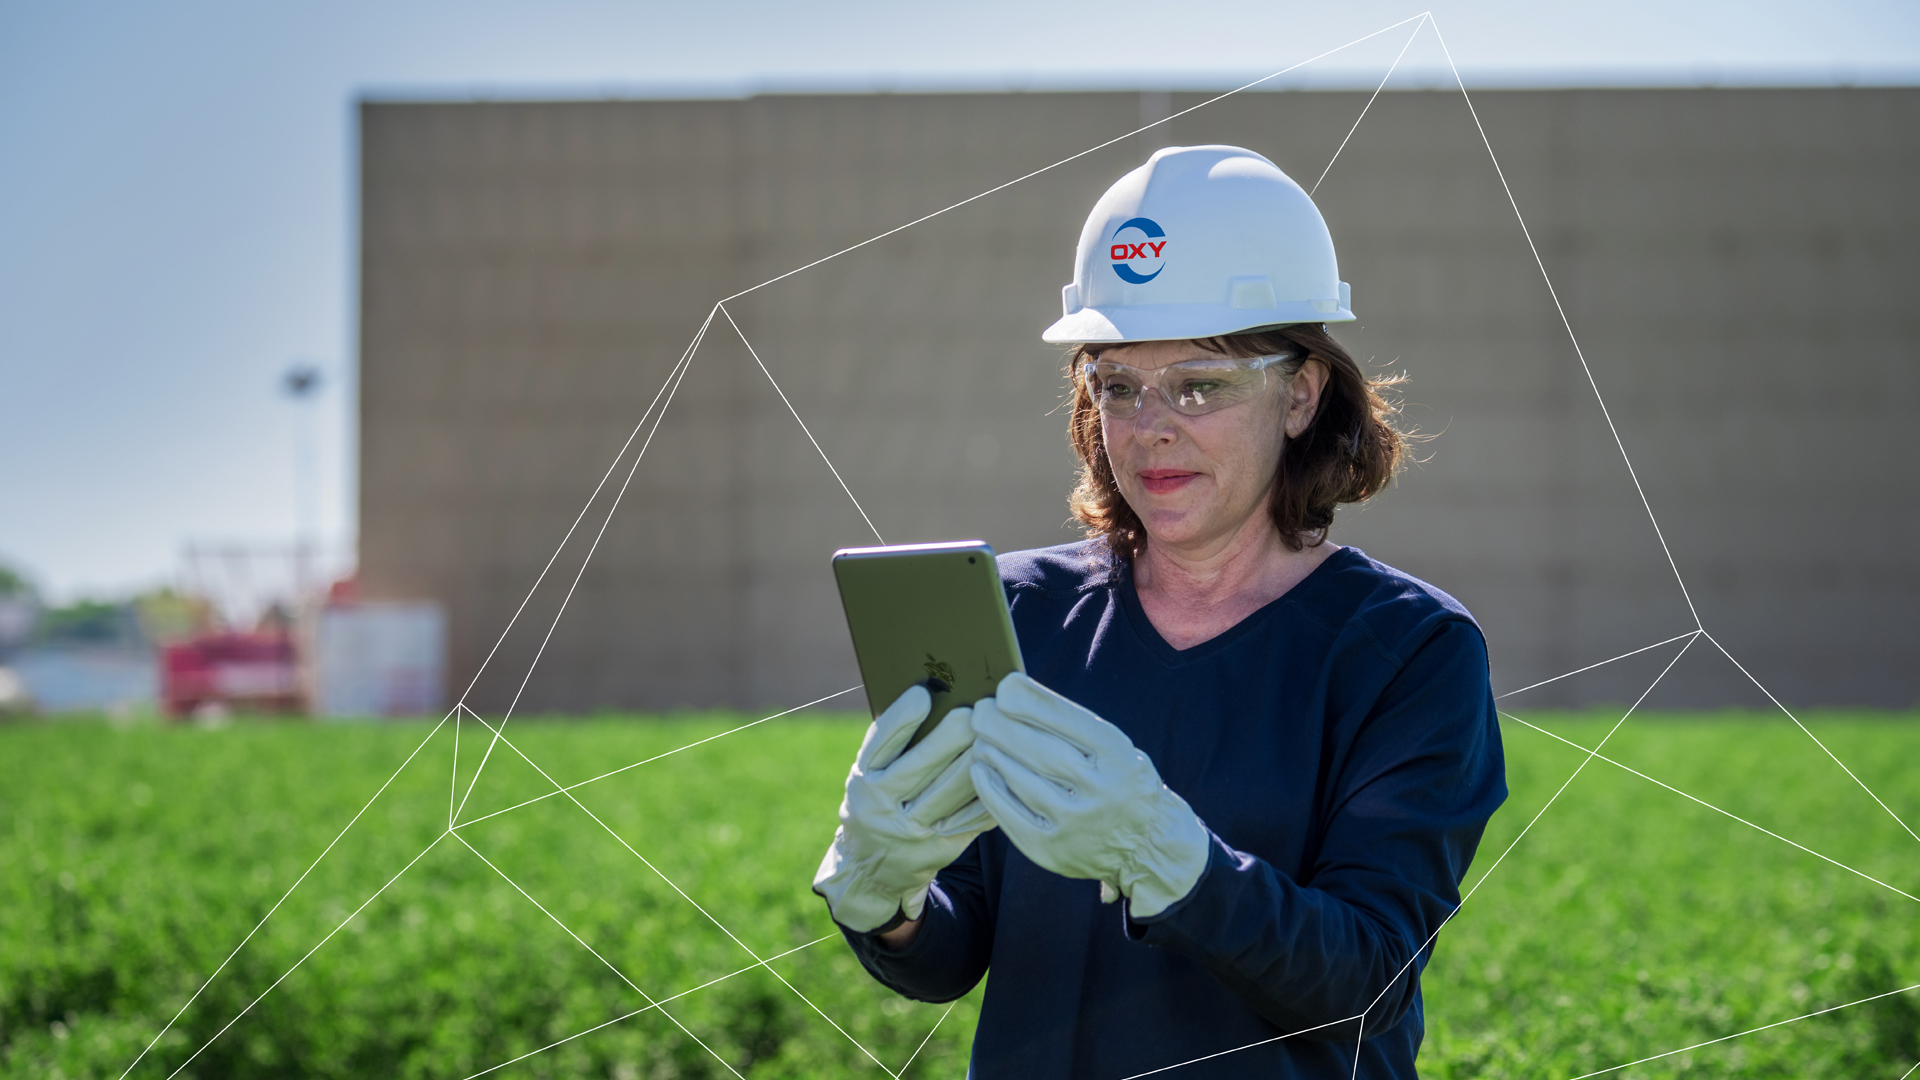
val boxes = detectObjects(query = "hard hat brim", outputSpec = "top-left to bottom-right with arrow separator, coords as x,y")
1041,301 -> 1355,345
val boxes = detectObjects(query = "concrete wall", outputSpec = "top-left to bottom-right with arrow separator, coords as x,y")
359,88 -> 1920,714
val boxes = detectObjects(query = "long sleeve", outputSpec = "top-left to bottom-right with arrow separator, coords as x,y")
839,834 -> 999,1003
829,543 -> 1508,1077
1126,620 -> 1506,1039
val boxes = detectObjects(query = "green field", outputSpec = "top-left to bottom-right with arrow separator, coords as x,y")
2,710 -> 1916,1079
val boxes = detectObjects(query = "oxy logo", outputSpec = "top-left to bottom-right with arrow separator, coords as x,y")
1109,217 -> 1167,284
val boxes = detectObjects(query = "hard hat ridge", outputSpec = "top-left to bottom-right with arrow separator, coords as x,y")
1042,144 -> 1354,345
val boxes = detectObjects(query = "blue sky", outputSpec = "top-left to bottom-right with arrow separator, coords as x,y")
2,0 -> 1916,600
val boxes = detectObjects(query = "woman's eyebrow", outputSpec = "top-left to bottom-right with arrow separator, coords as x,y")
1102,354 -> 1227,369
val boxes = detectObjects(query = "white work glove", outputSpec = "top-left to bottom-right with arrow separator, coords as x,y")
969,672 -> 1211,918
813,685 -> 996,933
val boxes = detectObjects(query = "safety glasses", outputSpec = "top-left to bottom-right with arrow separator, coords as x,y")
1083,352 -> 1293,419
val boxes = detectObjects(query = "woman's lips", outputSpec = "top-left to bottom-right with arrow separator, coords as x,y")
1138,469 -> 1199,494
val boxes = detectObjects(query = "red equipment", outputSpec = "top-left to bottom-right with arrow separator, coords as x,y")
161,630 -> 300,718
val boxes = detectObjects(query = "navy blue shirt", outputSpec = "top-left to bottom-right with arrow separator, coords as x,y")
842,541 -> 1506,1079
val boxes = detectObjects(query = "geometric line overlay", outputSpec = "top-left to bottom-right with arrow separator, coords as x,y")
119,10 -> 1918,1079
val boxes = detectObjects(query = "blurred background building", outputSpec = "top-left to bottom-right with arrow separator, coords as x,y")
355,86 -> 1920,714
0,540 -> 442,720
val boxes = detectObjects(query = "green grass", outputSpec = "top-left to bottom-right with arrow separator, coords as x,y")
1,710 -> 1916,1079
1424,711 -> 1920,1079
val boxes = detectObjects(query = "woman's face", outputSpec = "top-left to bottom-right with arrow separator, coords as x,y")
1097,339 -> 1326,554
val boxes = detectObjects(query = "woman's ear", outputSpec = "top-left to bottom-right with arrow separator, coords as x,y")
1284,359 -> 1330,439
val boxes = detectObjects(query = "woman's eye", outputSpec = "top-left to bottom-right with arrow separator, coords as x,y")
1103,382 -> 1139,399
1179,380 -> 1224,398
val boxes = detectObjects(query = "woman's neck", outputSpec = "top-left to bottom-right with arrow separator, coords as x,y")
1131,515 -> 1337,651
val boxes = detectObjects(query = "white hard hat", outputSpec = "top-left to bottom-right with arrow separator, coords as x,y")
1042,145 -> 1354,344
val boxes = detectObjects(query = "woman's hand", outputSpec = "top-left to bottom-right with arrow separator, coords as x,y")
970,673 -> 1211,918
813,685 -> 995,933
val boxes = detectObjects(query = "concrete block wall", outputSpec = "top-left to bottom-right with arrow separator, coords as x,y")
358,88 -> 1920,713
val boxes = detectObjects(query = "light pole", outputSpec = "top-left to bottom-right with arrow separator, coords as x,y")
282,363 -> 323,601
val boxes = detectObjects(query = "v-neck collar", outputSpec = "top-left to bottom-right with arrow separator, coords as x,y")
1114,545 -> 1358,666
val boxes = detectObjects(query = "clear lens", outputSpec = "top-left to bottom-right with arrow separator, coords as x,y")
1087,354 -> 1285,418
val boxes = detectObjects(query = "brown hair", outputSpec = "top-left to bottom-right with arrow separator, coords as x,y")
1066,323 -> 1409,559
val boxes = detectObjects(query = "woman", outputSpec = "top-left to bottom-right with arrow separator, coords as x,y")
812,145 -> 1506,1078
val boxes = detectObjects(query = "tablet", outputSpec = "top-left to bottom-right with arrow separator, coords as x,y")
832,540 -> 1026,749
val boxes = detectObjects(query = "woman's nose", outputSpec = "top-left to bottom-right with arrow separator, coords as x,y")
1131,387 -> 1182,441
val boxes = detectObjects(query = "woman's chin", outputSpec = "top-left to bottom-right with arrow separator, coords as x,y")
1138,508 -> 1211,548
